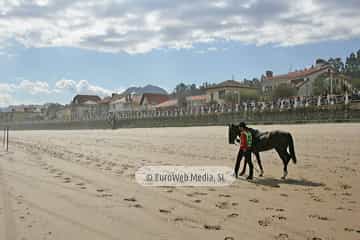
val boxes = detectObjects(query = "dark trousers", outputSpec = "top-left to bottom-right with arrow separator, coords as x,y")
234,149 -> 253,178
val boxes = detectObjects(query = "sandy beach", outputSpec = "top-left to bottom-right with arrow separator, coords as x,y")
0,123 -> 359,240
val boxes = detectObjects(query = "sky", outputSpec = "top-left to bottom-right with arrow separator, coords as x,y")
0,0 -> 360,107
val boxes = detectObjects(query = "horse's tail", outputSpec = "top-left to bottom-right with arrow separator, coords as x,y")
288,133 -> 297,164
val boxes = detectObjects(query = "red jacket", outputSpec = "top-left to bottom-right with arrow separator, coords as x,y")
240,131 -> 250,151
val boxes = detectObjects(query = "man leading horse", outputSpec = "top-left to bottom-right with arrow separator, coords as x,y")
234,122 -> 257,180
230,122 -> 297,180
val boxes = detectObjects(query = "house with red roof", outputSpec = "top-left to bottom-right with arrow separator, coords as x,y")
186,95 -> 208,107
205,80 -> 259,104
154,99 -> 178,110
260,59 -> 350,96
139,93 -> 170,110
153,95 -> 208,110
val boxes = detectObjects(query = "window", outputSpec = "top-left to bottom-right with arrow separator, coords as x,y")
219,90 -> 226,99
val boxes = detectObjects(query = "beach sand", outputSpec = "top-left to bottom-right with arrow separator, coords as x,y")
0,123 -> 359,240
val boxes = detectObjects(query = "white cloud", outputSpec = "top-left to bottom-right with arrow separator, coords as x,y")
0,83 -> 14,107
55,79 -> 77,90
55,79 -> 113,96
0,93 -> 12,107
18,80 -> 51,94
0,79 -> 114,107
0,0 -> 358,54
211,1 -> 228,8
74,79 -> 112,96
0,83 -> 13,93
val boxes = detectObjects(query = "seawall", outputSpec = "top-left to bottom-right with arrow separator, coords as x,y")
1,104 -> 360,130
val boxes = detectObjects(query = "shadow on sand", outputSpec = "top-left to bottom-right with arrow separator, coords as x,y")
244,177 -> 325,188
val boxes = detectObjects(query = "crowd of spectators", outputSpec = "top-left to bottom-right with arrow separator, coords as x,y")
188,92 -> 359,114
108,92 -> 360,121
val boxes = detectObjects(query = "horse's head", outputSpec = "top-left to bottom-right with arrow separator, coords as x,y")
228,123 -> 239,144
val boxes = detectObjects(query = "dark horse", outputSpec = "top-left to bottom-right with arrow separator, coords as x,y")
229,124 -> 297,179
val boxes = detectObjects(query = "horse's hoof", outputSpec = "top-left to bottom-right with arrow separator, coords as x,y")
281,176 -> 286,180
259,174 -> 263,177
246,176 -> 253,180
239,172 -> 245,176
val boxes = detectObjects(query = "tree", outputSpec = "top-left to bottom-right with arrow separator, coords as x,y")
173,83 -> 206,107
328,57 -> 344,73
272,84 -> 297,99
174,83 -> 188,107
345,52 -> 358,74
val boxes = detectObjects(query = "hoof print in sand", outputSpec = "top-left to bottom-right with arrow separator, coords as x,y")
308,214 -> 329,221
219,194 -> 231,198
130,204 -> 142,208
159,209 -> 171,214
216,202 -> 229,209
193,192 -> 208,196
227,213 -> 239,218
124,197 -> 137,202
98,193 -> 112,198
308,193 -> 323,202
272,215 -> 287,220
340,184 -> 352,190
63,177 -> 71,183
249,198 -> 259,203
258,218 -> 272,227
275,233 -> 289,240
344,228 -> 360,234
204,224 -> 221,230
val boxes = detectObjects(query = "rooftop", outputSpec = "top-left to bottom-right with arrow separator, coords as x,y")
186,95 -> 207,101
155,99 -> 178,108
140,93 -> 170,105
264,65 -> 332,82
71,95 -> 101,105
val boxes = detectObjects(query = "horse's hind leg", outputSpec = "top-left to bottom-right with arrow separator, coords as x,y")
276,148 -> 290,180
254,152 -> 264,177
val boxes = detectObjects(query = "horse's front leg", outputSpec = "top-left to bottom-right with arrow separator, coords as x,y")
254,152 -> 264,177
